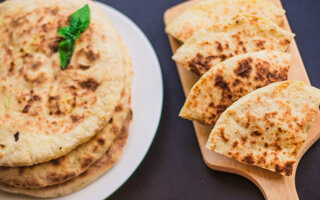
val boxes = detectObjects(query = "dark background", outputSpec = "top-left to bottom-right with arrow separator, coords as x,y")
101,0 -> 320,199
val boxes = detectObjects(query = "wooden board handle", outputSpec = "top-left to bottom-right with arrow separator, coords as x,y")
253,174 -> 298,200
203,149 -> 300,200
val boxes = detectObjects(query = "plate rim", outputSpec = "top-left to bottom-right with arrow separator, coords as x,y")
95,2 -> 164,199
0,1 -> 163,200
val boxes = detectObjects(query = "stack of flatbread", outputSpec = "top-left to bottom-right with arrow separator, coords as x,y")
166,0 -> 320,176
0,0 -> 133,198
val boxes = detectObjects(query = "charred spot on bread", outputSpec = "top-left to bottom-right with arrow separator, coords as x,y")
97,138 -> 105,146
234,58 -> 253,78
14,132 -> 19,142
241,154 -> 254,164
79,78 -> 99,91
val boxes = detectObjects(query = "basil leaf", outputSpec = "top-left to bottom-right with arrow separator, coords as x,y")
59,39 -> 75,70
57,4 -> 90,70
57,26 -> 73,38
70,4 -> 91,34
71,32 -> 81,41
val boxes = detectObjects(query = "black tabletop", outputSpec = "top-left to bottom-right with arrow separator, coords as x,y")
102,0 -> 320,199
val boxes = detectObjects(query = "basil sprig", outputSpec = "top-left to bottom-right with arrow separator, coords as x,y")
58,4 -> 91,70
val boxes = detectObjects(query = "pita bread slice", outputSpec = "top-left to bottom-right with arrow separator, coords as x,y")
206,81 -> 320,176
166,0 -> 285,42
172,14 -> 294,75
0,110 -> 131,198
180,50 -> 290,125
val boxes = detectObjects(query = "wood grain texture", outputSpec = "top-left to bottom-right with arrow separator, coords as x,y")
164,0 -> 320,199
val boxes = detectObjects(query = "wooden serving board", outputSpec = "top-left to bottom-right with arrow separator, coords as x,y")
164,0 -> 320,199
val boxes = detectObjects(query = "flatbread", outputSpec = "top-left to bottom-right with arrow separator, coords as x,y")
172,14 -> 294,75
206,81 -> 320,176
0,0 -> 125,166
0,38 -> 133,188
0,110 -> 132,198
166,0 -> 285,42
180,50 -> 290,125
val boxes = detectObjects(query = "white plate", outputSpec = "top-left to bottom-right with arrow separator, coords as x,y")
0,2 -> 163,200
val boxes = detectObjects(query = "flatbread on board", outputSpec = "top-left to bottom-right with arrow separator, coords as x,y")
180,50 -> 290,125
172,14 -> 294,75
206,81 -> 320,176
166,0 -> 285,42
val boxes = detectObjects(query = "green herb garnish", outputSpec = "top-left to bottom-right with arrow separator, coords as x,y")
58,4 -> 91,70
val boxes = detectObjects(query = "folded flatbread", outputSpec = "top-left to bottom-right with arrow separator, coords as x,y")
173,14 -> 294,75
180,50 -> 290,125
166,0 -> 285,42
206,81 -> 320,176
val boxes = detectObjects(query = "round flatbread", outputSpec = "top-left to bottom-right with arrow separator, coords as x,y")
0,38 -> 133,188
0,111 -> 132,198
0,0 -> 125,166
